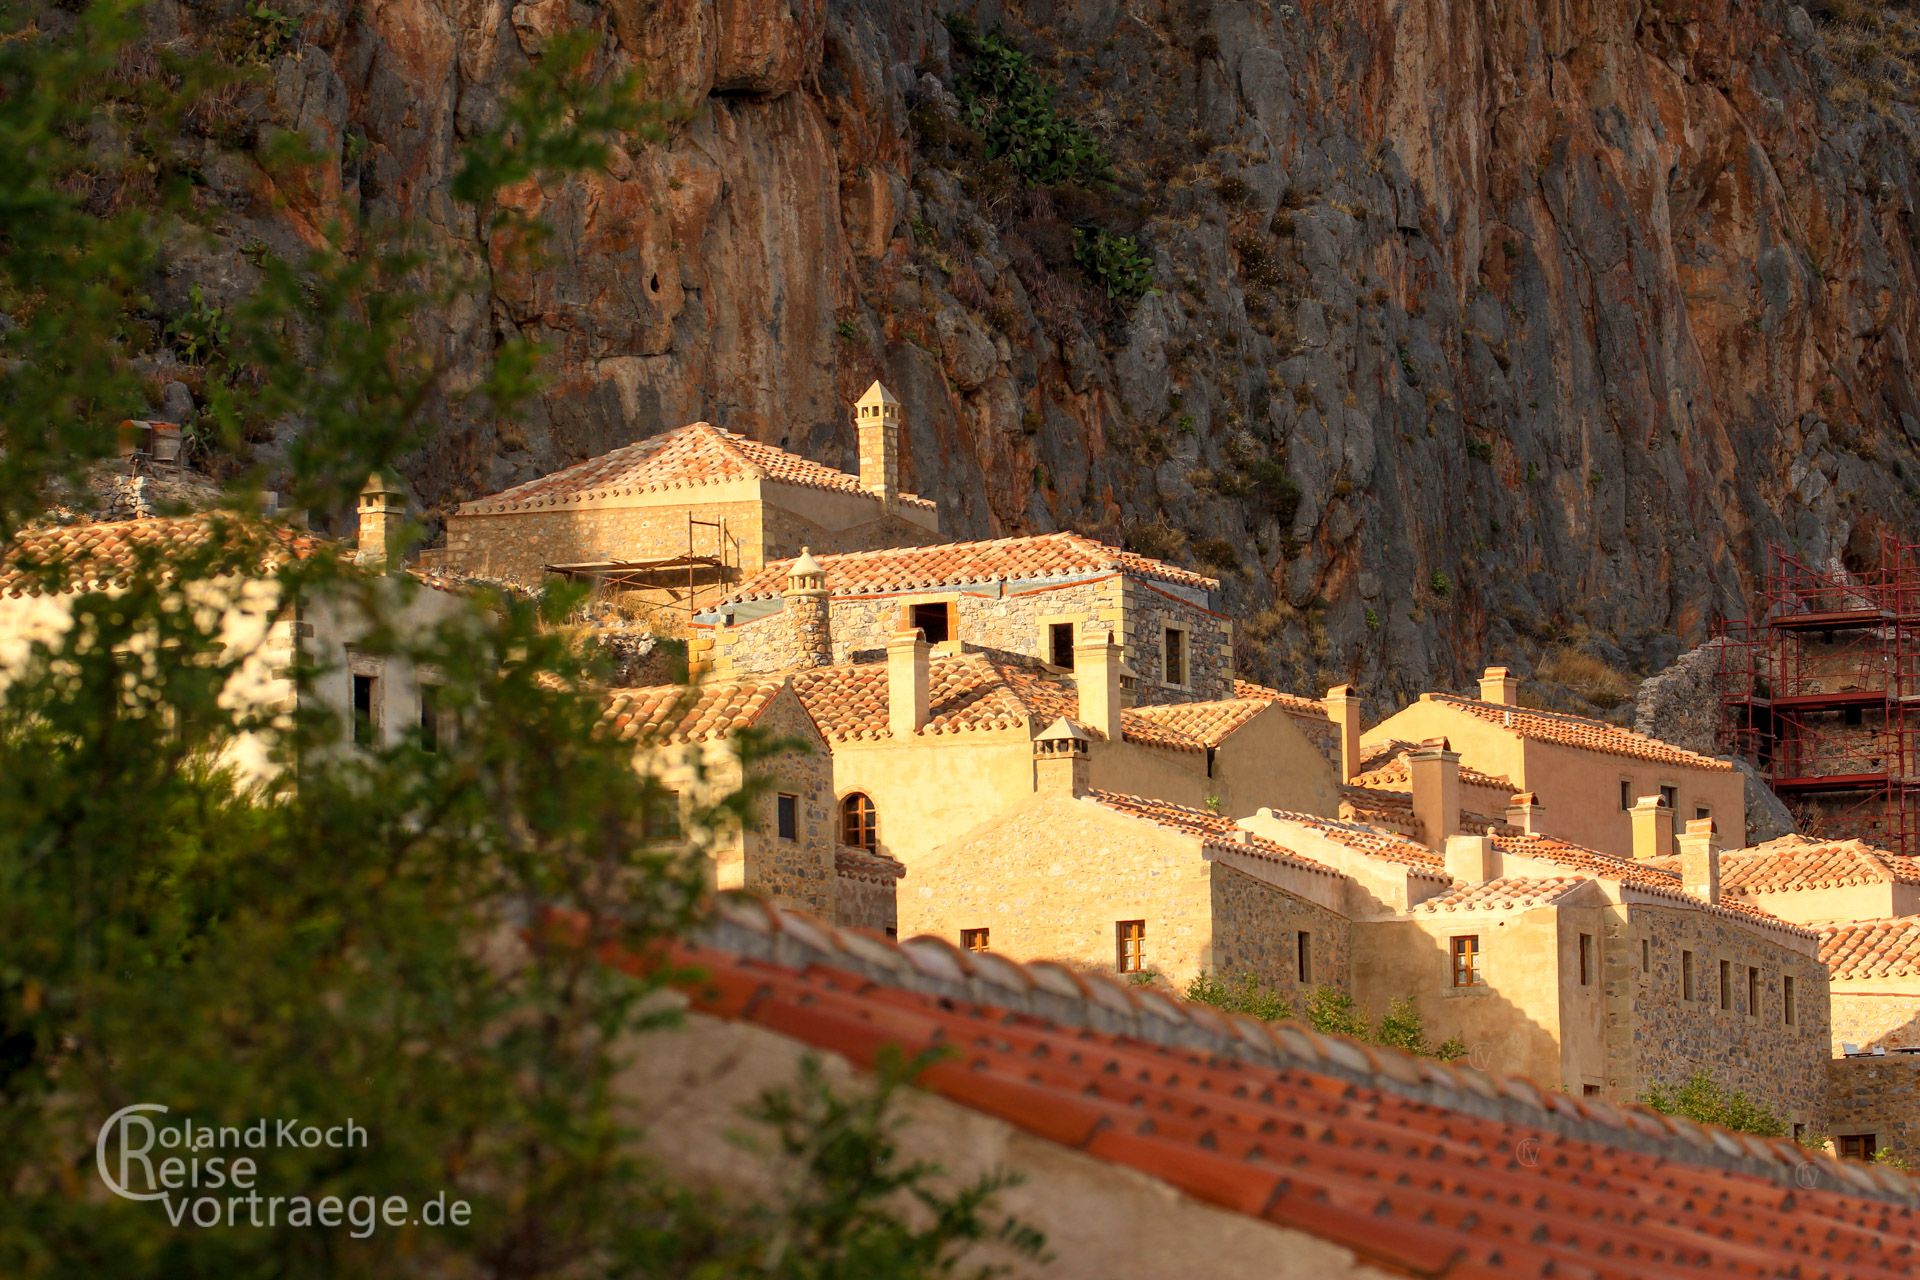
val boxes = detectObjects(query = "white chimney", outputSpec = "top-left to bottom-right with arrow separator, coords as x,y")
1445,833 -> 1498,884
1033,717 -> 1091,797
888,627 -> 930,736
1075,626 -> 1122,740
1503,791 -> 1546,835
1407,736 -> 1462,850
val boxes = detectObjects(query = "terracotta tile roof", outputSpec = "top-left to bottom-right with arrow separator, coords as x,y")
1253,806 -> 1449,872
1692,835 -> 1920,895
834,845 -> 906,883
602,678 -> 787,745
1086,790 -> 1343,879
1231,680 -> 1328,719
1336,785 -> 1515,838
790,652 -> 1253,752
0,514 -> 322,598
1820,916 -> 1920,981
456,420 -> 935,516
1495,834 -> 1813,939
1414,876 -> 1587,914
1424,693 -> 1733,770
719,531 -> 1217,605
644,897 -> 1920,1277
1352,739 -> 1518,792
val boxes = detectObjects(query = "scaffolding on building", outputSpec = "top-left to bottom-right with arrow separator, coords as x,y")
1714,536 -> 1920,856
545,513 -> 742,617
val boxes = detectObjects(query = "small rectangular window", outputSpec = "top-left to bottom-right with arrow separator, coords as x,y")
418,684 -> 440,752
1163,627 -> 1187,687
1845,705 -> 1864,727
1579,933 -> 1593,986
962,928 -> 990,953
1695,806 -> 1711,822
910,601 -> 952,645
1450,935 -> 1483,987
1049,622 -> 1075,669
1116,920 -> 1146,974
1682,950 -> 1695,1000
1297,931 -> 1312,983
1582,1084 -> 1602,1097
1641,938 -> 1651,972
1784,975 -> 1797,1026
1659,785 -> 1678,811
1840,1134 -> 1878,1162
1718,959 -> 1732,1011
1793,1122 -> 1806,1143
1747,966 -> 1759,1017
1620,780 -> 1633,811
776,793 -> 798,841
352,673 -> 379,747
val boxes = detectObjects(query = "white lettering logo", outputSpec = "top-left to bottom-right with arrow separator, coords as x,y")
97,1102 -> 172,1202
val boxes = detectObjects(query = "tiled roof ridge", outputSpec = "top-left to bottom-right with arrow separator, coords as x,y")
688,894 -> 1919,1206
1085,790 -> 1345,879
1820,915 -> 1920,981
1426,693 -> 1734,771
602,675 -> 787,745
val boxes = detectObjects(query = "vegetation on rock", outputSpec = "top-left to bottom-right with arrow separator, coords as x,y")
1185,972 -> 1467,1061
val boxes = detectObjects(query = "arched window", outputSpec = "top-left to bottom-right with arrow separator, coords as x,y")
840,792 -> 877,851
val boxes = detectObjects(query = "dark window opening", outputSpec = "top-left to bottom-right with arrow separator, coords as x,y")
1582,1084 -> 1602,1097
1620,780 -> 1633,811
1682,950 -> 1695,1000
352,673 -> 378,747
1659,785 -> 1678,811
962,928 -> 990,953
840,793 -> 878,851
776,793 -> 798,841
910,602 -> 952,645
419,685 -> 439,752
1718,959 -> 1732,1010
1579,934 -> 1593,986
1116,920 -> 1146,974
1845,705 -> 1864,727
1163,627 -> 1186,687
1297,932 -> 1312,983
1784,975 -> 1797,1026
1841,1134 -> 1879,1162
1747,966 -> 1759,1017
1641,938 -> 1651,972
1695,806 -> 1711,822
1049,622 -> 1075,669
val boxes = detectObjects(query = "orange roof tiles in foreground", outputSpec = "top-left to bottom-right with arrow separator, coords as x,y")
1422,693 -> 1734,771
602,678 -> 787,745
456,420 -> 936,516
1821,916 -> 1920,981
638,897 -> 1920,1279
719,531 -> 1218,604
0,514 -> 322,598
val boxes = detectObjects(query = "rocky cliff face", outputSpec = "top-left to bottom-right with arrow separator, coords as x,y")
138,0 -> 1920,707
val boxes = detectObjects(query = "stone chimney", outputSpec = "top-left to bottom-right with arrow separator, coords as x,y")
1445,833 -> 1498,884
1678,817 -> 1722,904
1325,683 -> 1362,782
1503,791 -> 1547,835
1407,736 -> 1462,850
888,627 -> 930,737
1479,665 -> 1518,706
784,547 -> 832,666
1075,625 -> 1122,740
1630,794 -> 1676,861
357,470 -> 407,566
1033,717 -> 1091,797
855,380 -> 902,500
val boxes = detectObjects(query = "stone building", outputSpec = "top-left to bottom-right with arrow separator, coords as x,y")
439,381 -> 941,600
1365,666 -> 1747,857
693,531 -> 1234,704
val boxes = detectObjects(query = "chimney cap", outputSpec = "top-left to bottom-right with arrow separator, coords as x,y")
1410,735 -> 1455,755
361,468 -> 407,499
1036,716 -> 1093,744
1327,682 -> 1357,698
1481,664 -> 1512,679
1632,793 -> 1671,810
1508,791 -> 1541,808
889,626 -> 928,646
857,379 -> 900,409
1684,816 -> 1718,837
790,546 -> 824,576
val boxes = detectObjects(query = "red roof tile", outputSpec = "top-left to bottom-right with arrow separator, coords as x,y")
456,420 -> 935,516
1253,806 -> 1450,871
1087,790 -> 1343,878
0,514 -> 322,598
1424,694 -> 1733,771
602,678 -> 788,745
1353,739 -> 1518,791
1696,835 -> 1920,895
643,898 -> 1920,1277
720,531 -> 1217,604
1495,833 -> 1813,938
1820,916 -> 1920,981
1231,680 -> 1329,719
834,845 -> 906,883
1415,876 -> 1587,913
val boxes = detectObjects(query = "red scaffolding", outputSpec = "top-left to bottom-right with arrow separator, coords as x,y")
1715,536 -> 1920,856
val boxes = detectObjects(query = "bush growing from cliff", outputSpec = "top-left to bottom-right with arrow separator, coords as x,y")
1071,227 -> 1154,304
1640,1073 -> 1789,1138
944,17 -> 1112,188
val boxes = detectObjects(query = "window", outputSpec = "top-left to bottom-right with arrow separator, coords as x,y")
1845,705 -> 1864,727
352,673 -> 379,747
642,789 -> 681,840
1718,959 -> 1731,1011
1163,626 -> 1187,687
1582,1084 -> 1602,1097
1116,920 -> 1146,974
1450,935 -> 1483,987
1297,931 -> 1312,983
1620,780 -> 1633,811
1641,938 -> 1651,972
1682,950 -> 1695,1000
1793,1123 -> 1806,1143
1695,806 -> 1711,823
962,928 -> 990,953
1049,622 -> 1075,669
1784,974 -> 1797,1026
418,684 -> 440,752
910,601 -> 953,645
1659,784 -> 1678,811
1840,1134 -> 1879,1162
840,793 -> 878,851
1747,966 -> 1759,1017
1579,933 -> 1593,986
776,793 -> 798,841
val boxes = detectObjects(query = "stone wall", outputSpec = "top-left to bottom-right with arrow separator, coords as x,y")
445,498 -> 768,585
759,501 -> 941,560
736,690 -> 837,916
1210,863 -> 1351,1000
832,867 -> 899,936
1118,578 -> 1233,704
1611,905 -> 1830,1130
1826,1056 -> 1920,1160
1831,984 -> 1920,1054
828,577 -> 1121,666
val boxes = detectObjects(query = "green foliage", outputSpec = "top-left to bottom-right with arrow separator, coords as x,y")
1185,971 -> 1293,1022
165,283 -> 231,365
944,19 -> 1112,188
1429,570 -> 1452,598
1071,227 -> 1153,303
1641,1073 -> 1789,1138
1365,607 -> 1381,632
1465,437 -> 1493,462
1184,975 -> 1464,1060
244,1 -> 299,63
836,318 -> 861,341
1874,1147 -> 1915,1171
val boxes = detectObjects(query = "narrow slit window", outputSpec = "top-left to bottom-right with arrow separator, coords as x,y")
1682,950 -> 1695,1001
418,684 -> 439,752
1718,959 -> 1732,1011
1297,931 -> 1312,983
1163,626 -> 1187,687
1784,974 -> 1797,1026
1579,934 -> 1593,987
776,793 -> 798,841
352,673 -> 379,747
1747,966 -> 1759,1017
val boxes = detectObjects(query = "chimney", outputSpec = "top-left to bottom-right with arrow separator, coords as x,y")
855,380 -> 902,501
783,547 -> 832,666
1678,817 -> 1723,904
1503,791 -> 1546,835
1325,683 -> 1362,781
1479,665 -> 1518,706
1445,833 -> 1498,884
1075,625 -> 1122,740
1407,736 -> 1462,850
1033,717 -> 1091,797
888,627 -> 930,736
1630,794 -> 1675,861
356,470 -> 407,566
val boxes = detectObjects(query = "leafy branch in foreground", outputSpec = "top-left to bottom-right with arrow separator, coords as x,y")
1640,1073 -> 1788,1138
